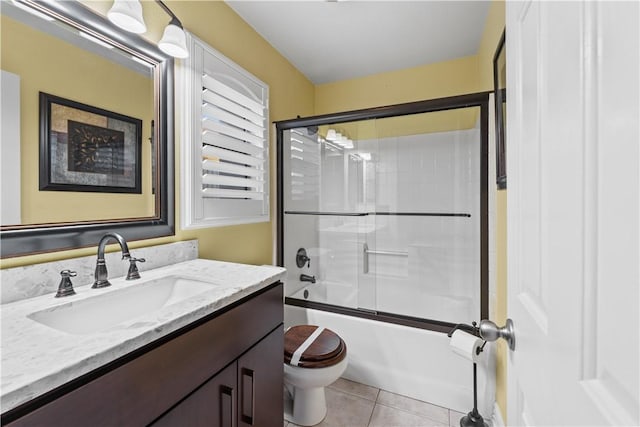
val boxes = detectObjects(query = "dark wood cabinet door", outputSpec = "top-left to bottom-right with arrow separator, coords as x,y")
237,327 -> 284,427
152,361 -> 238,427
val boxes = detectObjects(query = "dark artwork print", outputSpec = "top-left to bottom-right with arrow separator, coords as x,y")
40,92 -> 142,193
67,120 -> 125,175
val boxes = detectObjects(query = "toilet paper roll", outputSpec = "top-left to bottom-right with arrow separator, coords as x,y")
450,330 -> 483,362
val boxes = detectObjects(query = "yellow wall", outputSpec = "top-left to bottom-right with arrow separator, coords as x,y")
315,55 -> 480,115
321,107 -> 480,143
1,1 -> 315,268
1,15 -> 155,224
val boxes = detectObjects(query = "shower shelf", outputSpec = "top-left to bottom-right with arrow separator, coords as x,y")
284,211 -> 471,218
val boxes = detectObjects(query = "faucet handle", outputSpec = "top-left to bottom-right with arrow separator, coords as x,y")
126,257 -> 146,280
55,270 -> 77,298
296,248 -> 311,268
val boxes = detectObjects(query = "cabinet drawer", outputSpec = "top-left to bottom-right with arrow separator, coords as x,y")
6,283 -> 283,427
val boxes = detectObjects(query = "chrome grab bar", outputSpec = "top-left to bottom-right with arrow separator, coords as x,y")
365,248 -> 409,256
363,243 -> 409,274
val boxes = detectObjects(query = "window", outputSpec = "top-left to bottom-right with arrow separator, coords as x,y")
180,33 -> 269,229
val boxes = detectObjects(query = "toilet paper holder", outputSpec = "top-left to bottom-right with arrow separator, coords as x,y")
448,318 -> 516,351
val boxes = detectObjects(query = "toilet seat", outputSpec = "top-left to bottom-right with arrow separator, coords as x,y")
284,325 -> 347,368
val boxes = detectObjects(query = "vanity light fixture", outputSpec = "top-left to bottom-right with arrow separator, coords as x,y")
156,1 -> 189,58
107,0 -> 189,58
107,0 -> 146,34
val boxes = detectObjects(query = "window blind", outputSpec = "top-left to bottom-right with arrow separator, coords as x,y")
201,74 -> 266,199
181,33 -> 269,229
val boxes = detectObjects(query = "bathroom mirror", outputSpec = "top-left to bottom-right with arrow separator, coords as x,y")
0,0 -> 174,257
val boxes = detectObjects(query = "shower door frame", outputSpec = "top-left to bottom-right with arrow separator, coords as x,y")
275,92 -> 490,334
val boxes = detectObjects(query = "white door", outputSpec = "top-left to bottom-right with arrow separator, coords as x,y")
506,1 -> 639,426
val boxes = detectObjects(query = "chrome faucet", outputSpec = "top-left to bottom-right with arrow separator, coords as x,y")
93,232 -> 131,288
300,274 -> 316,284
55,270 -> 77,297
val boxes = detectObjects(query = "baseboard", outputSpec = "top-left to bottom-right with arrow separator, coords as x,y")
491,402 -> 506,427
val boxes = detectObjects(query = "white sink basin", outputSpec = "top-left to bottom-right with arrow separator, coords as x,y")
28,276 -> 218,335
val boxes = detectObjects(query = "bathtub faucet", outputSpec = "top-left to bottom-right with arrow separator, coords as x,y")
300,274 -> 316,284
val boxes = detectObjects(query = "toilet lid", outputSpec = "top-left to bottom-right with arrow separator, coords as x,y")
284,325 -> 347,368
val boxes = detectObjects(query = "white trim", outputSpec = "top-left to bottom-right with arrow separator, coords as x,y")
491,402 -> 506,427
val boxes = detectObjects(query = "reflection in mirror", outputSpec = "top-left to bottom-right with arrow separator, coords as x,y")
0,0 -> 174,257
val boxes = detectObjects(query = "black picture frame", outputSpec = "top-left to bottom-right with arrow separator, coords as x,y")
39,92 -> 142,194
493,29 -> 507,190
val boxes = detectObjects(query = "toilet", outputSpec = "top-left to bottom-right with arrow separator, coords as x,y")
283,325 -> 348,426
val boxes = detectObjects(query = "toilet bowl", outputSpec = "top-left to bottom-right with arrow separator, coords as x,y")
283,325 -> 347,426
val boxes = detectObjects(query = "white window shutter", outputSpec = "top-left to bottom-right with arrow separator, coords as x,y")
180,32 -> 269,229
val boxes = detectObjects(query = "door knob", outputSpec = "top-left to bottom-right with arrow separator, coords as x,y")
479,318 -> 515,351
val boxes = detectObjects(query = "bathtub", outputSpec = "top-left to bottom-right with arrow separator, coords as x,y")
284,303 -> 496,416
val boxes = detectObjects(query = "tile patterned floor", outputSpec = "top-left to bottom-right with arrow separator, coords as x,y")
285,378 -> 466,427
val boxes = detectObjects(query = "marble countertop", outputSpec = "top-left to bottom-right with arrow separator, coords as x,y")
1,259 -> 286,413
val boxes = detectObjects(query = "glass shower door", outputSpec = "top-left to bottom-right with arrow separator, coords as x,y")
366,108 -> 482,324
282,125 -> 374,312
278,92 -> 488,332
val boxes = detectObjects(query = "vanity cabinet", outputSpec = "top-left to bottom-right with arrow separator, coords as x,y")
3,283 -> 284,427
152,327 -> 283,427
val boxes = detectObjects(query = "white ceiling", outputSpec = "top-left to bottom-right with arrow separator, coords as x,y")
226,1 -> 491,84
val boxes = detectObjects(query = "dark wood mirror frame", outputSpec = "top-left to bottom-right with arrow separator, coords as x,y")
493,29 -> 507,190
0,0 -> 175,258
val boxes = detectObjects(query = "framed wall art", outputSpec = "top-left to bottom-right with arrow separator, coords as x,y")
493,29 -> 507,190
39,92 -> 142,193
